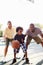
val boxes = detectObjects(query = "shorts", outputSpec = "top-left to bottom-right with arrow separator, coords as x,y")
14,43 -> 27,53
26,35 -> 42,44
5,38 -> 13,47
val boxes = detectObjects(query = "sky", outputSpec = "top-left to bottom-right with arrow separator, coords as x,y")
0,0 -> 43,31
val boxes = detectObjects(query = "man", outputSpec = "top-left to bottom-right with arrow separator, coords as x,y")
26,23 -> 43,48
3,21 -> 16,62
23,23 -> 43,59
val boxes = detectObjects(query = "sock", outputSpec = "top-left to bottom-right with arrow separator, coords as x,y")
2,57 -> 6,62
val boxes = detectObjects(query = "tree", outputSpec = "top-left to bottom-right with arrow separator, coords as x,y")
0,24 -> 3,37
0,24 -> 2,30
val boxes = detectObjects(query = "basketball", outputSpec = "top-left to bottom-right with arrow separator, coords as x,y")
11,40 -> 20,49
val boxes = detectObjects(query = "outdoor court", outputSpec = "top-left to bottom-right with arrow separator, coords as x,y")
0,41 -> 43,65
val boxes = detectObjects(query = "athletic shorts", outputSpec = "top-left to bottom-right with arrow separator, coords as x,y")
14,43 -> 27,53
5,38 -> 13,46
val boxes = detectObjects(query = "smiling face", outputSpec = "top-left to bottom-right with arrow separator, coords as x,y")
7,21 -> 12,29
17,29 -> 23,35
29,24 -> 35,32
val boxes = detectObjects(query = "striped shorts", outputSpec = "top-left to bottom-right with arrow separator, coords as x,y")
14,43 -> 27,53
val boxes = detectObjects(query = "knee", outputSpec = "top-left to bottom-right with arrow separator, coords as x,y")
26,42 -> 29,46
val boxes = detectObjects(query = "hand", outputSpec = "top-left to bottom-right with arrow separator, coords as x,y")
21,39 -> 24,43
41,34 -> 43,38
4,35 -> 7,39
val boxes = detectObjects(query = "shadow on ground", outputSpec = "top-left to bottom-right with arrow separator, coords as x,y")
36,60 -> 43,65
0,59 -> 13,65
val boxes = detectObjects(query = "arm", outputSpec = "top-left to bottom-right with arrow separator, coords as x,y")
3,29 -> 8,39
40,34 -> 43,38
25,30 -> 29,36
14,35 -> 17,40
39,29 -> 43,38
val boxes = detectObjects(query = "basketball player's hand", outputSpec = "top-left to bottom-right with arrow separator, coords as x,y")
41,34 -> 43,38
21,39 -> 24,43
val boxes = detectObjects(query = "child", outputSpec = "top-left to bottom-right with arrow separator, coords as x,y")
11,27 -> 29,64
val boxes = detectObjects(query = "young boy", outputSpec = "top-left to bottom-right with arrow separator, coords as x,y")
11,27 -> 29,64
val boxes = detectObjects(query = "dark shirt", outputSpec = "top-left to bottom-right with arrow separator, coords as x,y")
14,34 -> 26,43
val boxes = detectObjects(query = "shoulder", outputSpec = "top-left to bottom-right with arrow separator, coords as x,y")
22,34 -> 25,36
27,29 -> 29,31
14,34 -> 18,39
15,34 -> 18,37
22,34 -> 26,38
12,27 -> 16,30
26,29 -> 30,33
22,34 -> 26,36
5,27 -> 8,31
35,27 -> 41,31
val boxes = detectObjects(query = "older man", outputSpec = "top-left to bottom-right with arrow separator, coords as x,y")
23,23 -> 43,60
26,23 -> 43,48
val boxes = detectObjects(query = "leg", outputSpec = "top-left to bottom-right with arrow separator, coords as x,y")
11,53 -> 16,64
4,38 -> 9,57
4,38 -> 13,57
26,36 -> 32,49
33,36 -> 43,47
24,51 -> 29,63
21,43 -> 29,63
21,43 -> 28,58
4,46 -> 8,57
23,36 -> 32,59
14,53 -> 16,59
11,48 -> 20,64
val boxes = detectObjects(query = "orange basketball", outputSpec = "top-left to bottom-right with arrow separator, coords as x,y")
12,40 -> 20,49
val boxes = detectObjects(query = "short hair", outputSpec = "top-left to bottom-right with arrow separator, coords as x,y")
30,23 -> 34,27
16,27 -> 23,32
7,21 -> 12,24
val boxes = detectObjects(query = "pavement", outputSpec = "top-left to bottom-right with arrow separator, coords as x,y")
0,45 -> 43,65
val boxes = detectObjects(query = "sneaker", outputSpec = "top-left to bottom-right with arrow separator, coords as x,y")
11,58 -> 16,65
26,58 -> 30,64
2,61 -> 7,64
2,57 -> 7,64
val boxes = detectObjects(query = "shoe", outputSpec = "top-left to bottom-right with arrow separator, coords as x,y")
11,58 -> 16,65
2,61 -> 7,64
26,58 -> 30,64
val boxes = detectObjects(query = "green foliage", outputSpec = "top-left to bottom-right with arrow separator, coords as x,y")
0,31 -> 3,37
0,24 -> 3,37
0,24 -> 2,29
